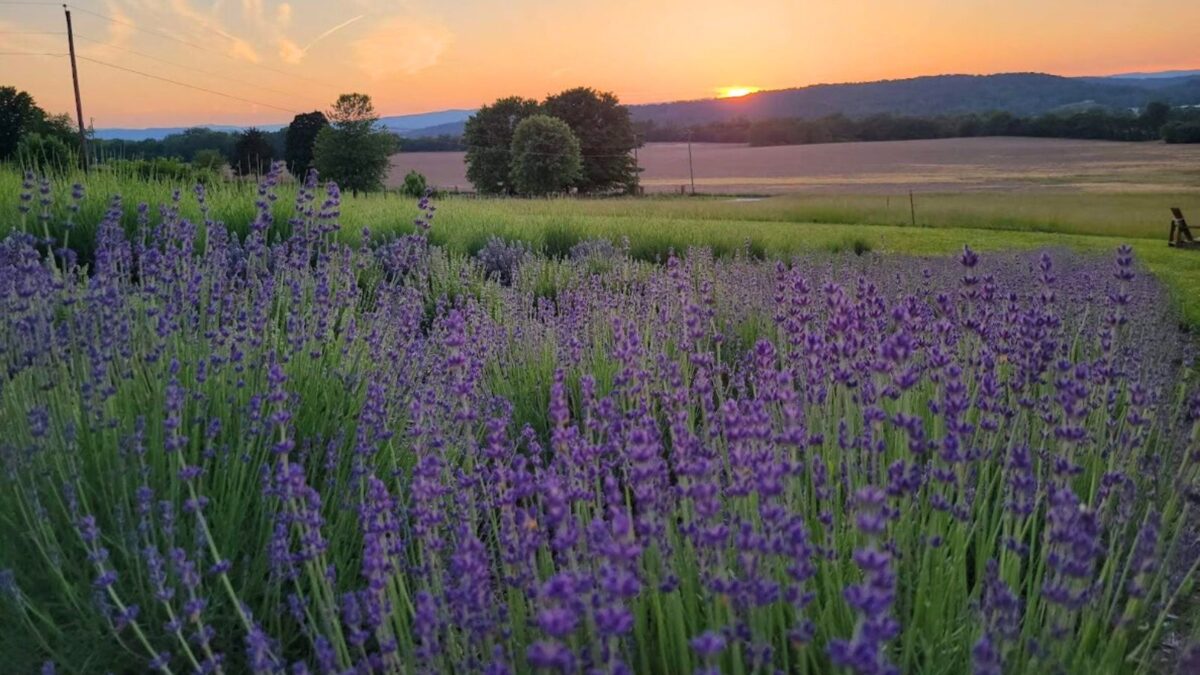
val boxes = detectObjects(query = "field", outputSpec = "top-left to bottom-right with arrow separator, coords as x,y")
2,152 -> 1200,674
8,164 -> 1200,326
389,137 -> 1200,194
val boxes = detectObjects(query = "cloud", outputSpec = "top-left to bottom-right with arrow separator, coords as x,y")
275,2 -> 293,26
274,14 -> 364,65
277,37 -> 304,64
226,39 -> 263,63
241,0 -> 264,23
104,0 -> 136,48
352,15 -> 452,79
169,0 -> 262,62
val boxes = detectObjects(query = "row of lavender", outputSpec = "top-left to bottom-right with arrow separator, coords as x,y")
2,166 -> 1199,673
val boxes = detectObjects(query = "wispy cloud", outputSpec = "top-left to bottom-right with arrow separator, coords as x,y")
276,14 -> 365,65
103,0 -> 136,48
169,0 -> 262,62
352,15 -> 452,79
305,15 -> 366,52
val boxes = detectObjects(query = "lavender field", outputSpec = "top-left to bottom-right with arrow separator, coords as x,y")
2,166 -> 1200,674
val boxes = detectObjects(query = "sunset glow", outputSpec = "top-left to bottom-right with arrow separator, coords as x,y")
1,0 -> 1198,126
716,86 -> 761,99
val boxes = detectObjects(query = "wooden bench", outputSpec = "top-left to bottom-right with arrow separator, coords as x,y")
1170,207 -> 1199,248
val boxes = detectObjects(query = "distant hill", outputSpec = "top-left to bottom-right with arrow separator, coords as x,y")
629,72 -> 1200,125
93,71 -> 1200,142
1107,69 -> 1200,80
94,109 -> 475,141
94,124 -> 284,141
398,119 -> 468,138
377,109 -> 474,134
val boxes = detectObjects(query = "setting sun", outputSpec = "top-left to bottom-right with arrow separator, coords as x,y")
716,86 -> 761,99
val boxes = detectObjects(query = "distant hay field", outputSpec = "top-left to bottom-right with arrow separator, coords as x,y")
388,137 -> 1200,195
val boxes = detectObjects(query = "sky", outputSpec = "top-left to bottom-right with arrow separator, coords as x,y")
2,0 -> 1199,127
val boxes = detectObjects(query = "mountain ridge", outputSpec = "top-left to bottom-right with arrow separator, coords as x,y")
93,71 -> 1200,141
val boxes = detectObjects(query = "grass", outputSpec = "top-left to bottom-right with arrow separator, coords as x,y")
5,168 -> 1200,324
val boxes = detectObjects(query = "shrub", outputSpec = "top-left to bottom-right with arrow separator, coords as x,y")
192,148 -> 226,172
16,133 -> 74,174
475,235 -> 530,285
401,170 -> 427,198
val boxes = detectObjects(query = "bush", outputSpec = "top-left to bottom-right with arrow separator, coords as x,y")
100,157 -> 215,184
16,133 -> 75,174
475,235 -> 530,285
401,170 -> 427,198
192,148 -> 226,172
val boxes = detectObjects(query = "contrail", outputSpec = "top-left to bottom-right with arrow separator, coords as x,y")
302,14 -> 365,54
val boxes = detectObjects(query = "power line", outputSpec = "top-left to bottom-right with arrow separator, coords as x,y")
65,5 -> 211,51
66,4 -> 341,89
76,55 -> 299,114
0,30 -> 65,34
0,50 -> 65,56
74,33 -> 317,103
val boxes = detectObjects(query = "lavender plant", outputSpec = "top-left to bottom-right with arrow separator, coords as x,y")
1,165 -> 1198,674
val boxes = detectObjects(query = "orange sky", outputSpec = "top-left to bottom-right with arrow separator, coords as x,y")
2,0 -> 1198,127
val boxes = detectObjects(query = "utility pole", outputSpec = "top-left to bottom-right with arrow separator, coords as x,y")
63,4 -> 88,171
686,129 -> 695,195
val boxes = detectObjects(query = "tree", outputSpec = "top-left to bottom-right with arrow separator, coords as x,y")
401,170 -> 427,197
167,127 -> 235,162
35,113 -> 78,150
464,96 -> 541,195
313,93 -> 394,195
1163,121 -> 1200,144
192,149 -> 226,171
17,133 -> 74,173
284,111 -> 328,176
509,115 -> 582,196
0,86 -> 41,161
230,128 -> 275,176
327,93 -> 378,130
1141,101 -> 1171,135
542,87 -> 638,194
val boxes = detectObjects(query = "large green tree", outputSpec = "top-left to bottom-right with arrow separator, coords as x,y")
542,87 -> 638,194
313,93 -> 394,195
0,86 -> 77,162
509,115 -> 582,196
1140,101 -> 1171,135
463,96 -> 541,195
230,127 -> 275,176
283,111 -> 328,177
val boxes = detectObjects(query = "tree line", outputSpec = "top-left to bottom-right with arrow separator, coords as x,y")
1,86 -> 399,194
636,102 -> 1200,146
464,87 -> 639,196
